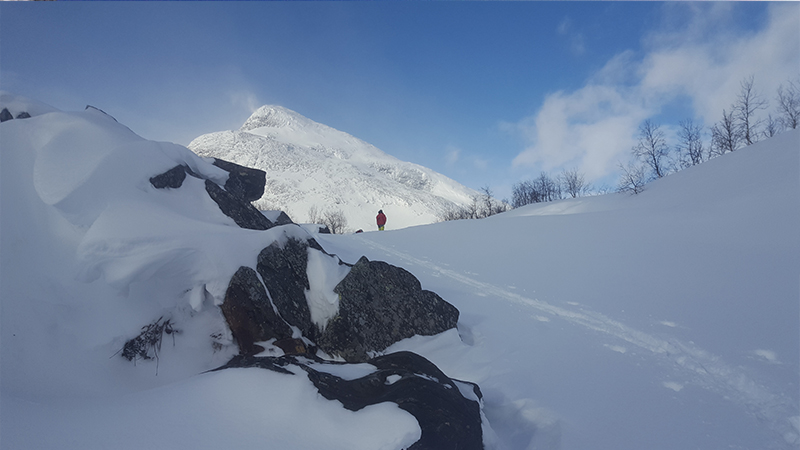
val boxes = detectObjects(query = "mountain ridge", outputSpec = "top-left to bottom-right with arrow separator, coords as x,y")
189,105 -> 479,231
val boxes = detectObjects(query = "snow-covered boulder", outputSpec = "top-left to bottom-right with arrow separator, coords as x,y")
210,157 -> 267,203
221,236 -> 461,363
320,256 -> 460,362
220,266 -> 294,355
216,351 -> 484,450
149,162 -> 276,230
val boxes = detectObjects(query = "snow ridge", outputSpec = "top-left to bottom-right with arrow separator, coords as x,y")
189,106 -> 479,231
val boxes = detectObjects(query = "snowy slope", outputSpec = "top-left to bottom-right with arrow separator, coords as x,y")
188,105 -> 479,231
314,129 -> 800,450
1,91 -> 798,450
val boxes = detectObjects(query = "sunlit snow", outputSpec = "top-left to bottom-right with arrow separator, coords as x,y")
1,92 -> 798,450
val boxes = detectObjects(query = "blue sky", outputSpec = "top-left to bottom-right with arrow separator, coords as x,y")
2,2 -> 797,199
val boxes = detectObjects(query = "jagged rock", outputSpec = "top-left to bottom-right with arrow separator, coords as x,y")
213,351 -> 484,450
317,256 -> 459,362
211,158 -> 267,202
219,266 -> 293,355
256,238 -> 329,342
85,105 -> 118,121
0,108 -> 13,122
205,179 -> 275,230
261,210 -> 294,226
149,165 -> 187,189
273,337 -> 309,355
16,111 -> 31,119
148,163 -> 274,231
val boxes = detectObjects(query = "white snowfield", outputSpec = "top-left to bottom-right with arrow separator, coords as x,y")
1,91 -> 798,450
189,105 -> 480,231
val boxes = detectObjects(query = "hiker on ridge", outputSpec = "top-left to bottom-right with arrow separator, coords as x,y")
376,210 -> 386,231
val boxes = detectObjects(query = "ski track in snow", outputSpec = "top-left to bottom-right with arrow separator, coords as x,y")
360,238 -> 800,448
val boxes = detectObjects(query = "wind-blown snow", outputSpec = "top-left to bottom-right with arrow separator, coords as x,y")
1,91 -> 798,450
189,105 -> 480,231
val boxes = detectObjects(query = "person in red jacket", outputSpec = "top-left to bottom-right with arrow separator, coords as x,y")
376,210 -> 387,231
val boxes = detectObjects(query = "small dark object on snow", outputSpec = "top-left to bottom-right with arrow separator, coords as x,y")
118,317 -> 180,373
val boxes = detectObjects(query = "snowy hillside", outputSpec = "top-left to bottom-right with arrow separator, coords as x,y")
1,91 -> 798,450
316,128 -> 800,450
189,105 -> 479,231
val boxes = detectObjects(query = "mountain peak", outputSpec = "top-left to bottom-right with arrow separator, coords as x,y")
190,104 -> 480,231
240,105 -> 310,132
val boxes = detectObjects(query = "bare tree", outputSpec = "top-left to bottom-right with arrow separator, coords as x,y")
439,204 -> 471,221
776,78 -> 800,130
763,114 -> 781,139
675,119 -> 706,169
512,172 -> 564,207
480,186 -> 495,218
322,209 -> 348,234
632,120 -> 671,179
512,179 -> 537,208
535,172 -> 562,202
560,168 -> 588,198
734,75 -> 768,146
616,161 -> 647,194
710,109 -> 742,157
307,205 -> 320,224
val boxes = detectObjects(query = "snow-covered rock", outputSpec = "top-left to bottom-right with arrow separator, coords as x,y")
189,105 -> 480,231
0,92 -> 484,450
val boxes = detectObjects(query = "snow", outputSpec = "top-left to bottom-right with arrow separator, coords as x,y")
188,105 -> 480,231
1,92 -> 798,450
304,247 -> 351,329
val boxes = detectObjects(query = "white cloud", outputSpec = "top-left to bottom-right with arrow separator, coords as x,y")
512,3 -> 800,183
229,90 -> 261,115
445,145 -> 461,166
557,16 -> 585,56
512,81 -> 648,180
473,157 -> 489,170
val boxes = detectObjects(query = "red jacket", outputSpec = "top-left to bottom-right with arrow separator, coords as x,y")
376,212 -> 387,227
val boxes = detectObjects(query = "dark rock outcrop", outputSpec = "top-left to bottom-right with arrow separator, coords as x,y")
261,210 -> 294,226
255,238 -> 329,342
204,179 -> 275,230
148,159 -> 278,231
220,240 -> 460,362
318,256 -> 460,362
211,158 -> 266,202
0,108 -> 13,122
149,165 -> 187,189
214,351 -> 484,450
16,111 -> 31,119
219,266 -> 293,355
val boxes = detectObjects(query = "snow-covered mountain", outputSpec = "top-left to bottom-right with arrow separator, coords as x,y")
188,105 -> 479,231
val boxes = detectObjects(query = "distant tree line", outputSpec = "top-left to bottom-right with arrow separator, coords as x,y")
510,168 -> 591,208
618,75 -> 799,194
442,75 -> 799,220
439,186 -> 510,221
